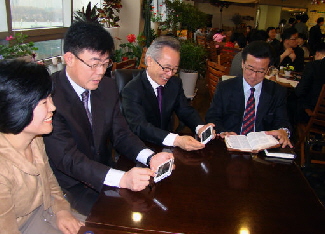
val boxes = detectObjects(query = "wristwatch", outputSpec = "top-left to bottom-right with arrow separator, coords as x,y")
279,128 -> 290,138
146,153 -> 155,166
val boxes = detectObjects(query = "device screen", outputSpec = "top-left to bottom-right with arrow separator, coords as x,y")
202,127 -> 212,142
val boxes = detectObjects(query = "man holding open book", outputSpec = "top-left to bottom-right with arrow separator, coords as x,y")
206,41 -> 293,149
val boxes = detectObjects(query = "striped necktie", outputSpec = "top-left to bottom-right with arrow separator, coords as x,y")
81,90 -> 92,125
241,88 -> 255,135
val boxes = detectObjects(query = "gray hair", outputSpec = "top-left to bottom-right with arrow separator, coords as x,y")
145,36 -> 180,64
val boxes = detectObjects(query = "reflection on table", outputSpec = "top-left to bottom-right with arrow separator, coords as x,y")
81,138 -> 325,234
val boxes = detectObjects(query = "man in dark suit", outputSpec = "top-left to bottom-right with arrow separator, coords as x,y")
121,36 -> 214,151
43,22 -> 173,195
309,17 -> 325,56
295,43 -> 325,122
206,41 -> 292,148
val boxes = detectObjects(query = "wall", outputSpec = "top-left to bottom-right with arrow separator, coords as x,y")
258,5 -> 282,29
119,0 -> 142,43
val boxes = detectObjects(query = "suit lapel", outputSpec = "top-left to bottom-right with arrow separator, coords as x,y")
91,88 -> 105,151
59,71 -> 94,145
255,80 -> 272,128
141,73 -> 162,123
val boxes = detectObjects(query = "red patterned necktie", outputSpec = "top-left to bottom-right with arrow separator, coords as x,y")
157,86 -> 164,113
81,90 -> 92,125
241,88 -> 255,135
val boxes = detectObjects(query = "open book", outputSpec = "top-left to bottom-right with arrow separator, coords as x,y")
225,131 -> 280,152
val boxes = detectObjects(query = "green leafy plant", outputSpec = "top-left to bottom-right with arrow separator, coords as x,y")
97,0 -> 122,27
179,40 -> 207,73
0,33 -> 38,59
74,1 -> 100,23
113,34 -> 145,65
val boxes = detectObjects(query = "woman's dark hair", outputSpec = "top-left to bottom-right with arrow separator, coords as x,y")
63,21 -> 114,56
242,40 -> 275,66
266,27 -> 276,34
317,17 -> 324,24
0,60 -> 53,134
281,27 -> 298,41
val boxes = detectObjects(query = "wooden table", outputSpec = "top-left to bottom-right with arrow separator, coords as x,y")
83,139 -> 325,234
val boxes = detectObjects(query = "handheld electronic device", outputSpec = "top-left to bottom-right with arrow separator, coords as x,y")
154,158 -> 174,183
200,126 -> 213,144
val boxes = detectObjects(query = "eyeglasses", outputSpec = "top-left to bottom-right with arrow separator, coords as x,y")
243,65 -> 267,75
74,53 -> 113,70
154,59 -> 179,74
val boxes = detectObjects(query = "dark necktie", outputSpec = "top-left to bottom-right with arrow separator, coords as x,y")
157,86 -> 164,113
81,90 -> 92,125
241,88 -> 255,135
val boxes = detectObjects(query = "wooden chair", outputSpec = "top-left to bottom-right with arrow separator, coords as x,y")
296,84 -> 325,166
206,60 -> 226,99
219,47 -> 241,74
304,56 -> 314,64
206,41 -> 220,63
112,58 -> 137,71
196,34 -> 207,47
138,47 -> 147,69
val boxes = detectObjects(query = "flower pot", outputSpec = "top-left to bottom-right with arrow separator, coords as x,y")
179,70 -> 199,99
284,70 -> 291,77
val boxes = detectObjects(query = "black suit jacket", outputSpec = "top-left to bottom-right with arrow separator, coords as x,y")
43,69 -> 147,192
295,58 -> 325,110
121,70 -> 204,145
205,77 -> 291,134
279,45 -> 305,72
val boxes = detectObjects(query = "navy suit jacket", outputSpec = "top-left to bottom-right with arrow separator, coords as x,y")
205,77 -> 291,134
121,70 -> 204,145
43,69 -> 147,192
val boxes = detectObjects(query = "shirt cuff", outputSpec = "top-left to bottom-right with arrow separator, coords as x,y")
104,169 -> 125,188
136,148 -> 155,165
162,133 -> 178,146
196,125 -> 204,134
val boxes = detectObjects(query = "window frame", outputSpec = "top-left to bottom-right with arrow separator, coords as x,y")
2,0 -> 72,43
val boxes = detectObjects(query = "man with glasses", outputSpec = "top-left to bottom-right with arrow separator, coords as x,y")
122,36 -> 214,151
206,41 -> 292,148
43,22 -> 173,202
278,27 -> 304,72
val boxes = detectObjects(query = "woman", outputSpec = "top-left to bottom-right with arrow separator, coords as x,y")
0,60 -> 83,234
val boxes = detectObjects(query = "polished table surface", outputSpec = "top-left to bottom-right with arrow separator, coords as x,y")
83,138 -> 325,234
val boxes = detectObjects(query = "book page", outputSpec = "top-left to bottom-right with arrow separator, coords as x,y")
247,132 -> 279,151
225,135 -> 252,151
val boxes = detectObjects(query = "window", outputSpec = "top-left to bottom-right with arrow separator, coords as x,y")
10,0 -> 64,30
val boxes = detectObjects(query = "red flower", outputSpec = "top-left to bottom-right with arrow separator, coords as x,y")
122,56 -> 128,61
127,34 -> 136,43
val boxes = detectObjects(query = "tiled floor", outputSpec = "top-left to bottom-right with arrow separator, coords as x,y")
188,76 -> 325,206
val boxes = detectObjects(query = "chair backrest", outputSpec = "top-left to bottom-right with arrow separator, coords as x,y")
206,60 -> 226,99
296,84 -> 325,166
112,69 -> 142,94
112,58 -> 137,71
196,35 -> 207,47
305,84 -> 325,135
138,47 -> 148,69
206,41 -> 220,63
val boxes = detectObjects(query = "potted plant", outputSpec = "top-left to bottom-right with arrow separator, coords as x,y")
0,33 -> 38,61
179,40 -> 207,98
283,64 -> 294,77
164,0 -> 207,39
97,0 -> 122,28
73,1 -> 100,23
